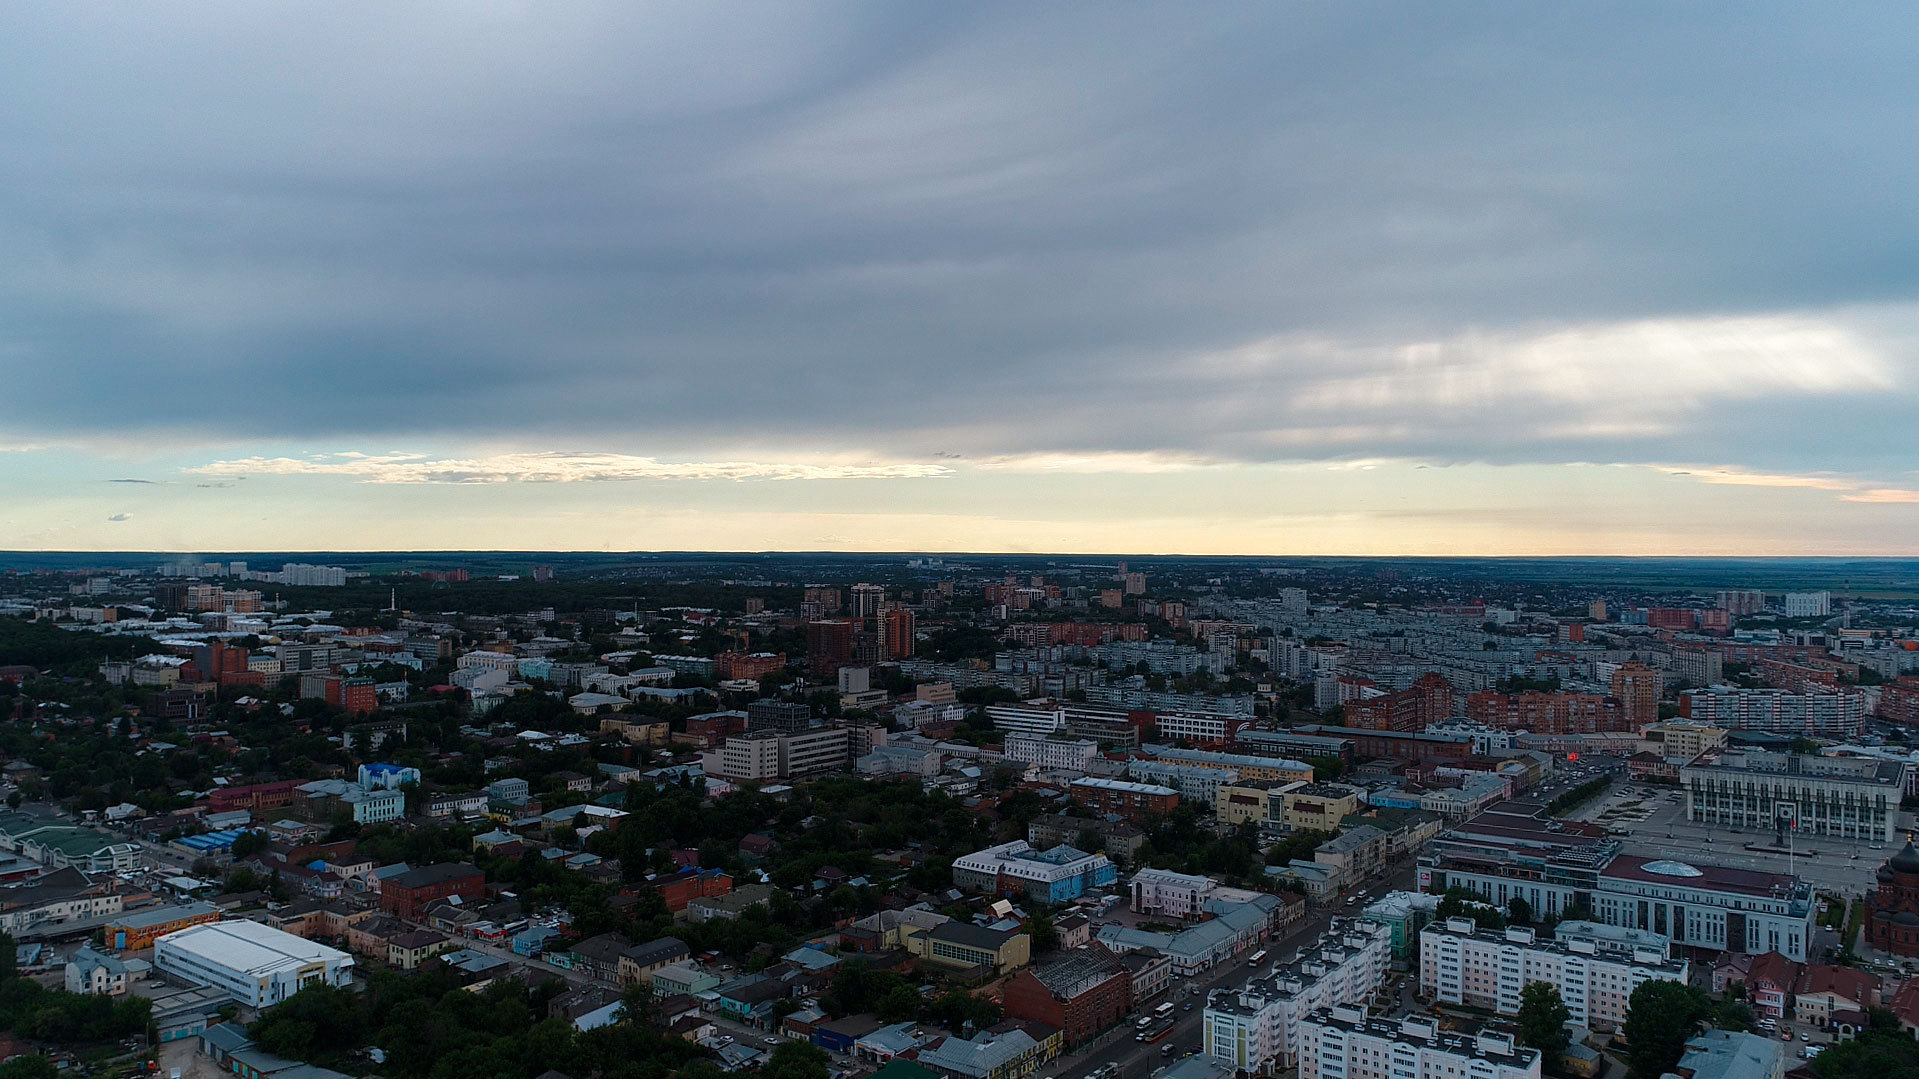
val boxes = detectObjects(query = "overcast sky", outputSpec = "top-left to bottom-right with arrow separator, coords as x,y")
5,3 -> 1919,554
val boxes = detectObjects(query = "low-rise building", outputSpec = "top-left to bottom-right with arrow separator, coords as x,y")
651,959 -> 724,998
618,936 -> 692,987
952,841 -> 1117,904
103,902 -> 223,951
1664,1029 -> 1785,1079
1001,945 -> 1132,1047
1126,760 -> 1239,805
1793,964 -> 1880,1033
1026,814 -> 1146,864
65,946 -> 132,995
387,930 -> 452,970
1121,947 -> 1175,1003
917,1027 -> 1047,1079
380,863 -> 486,919
1129,868 -> 1217,920
909,921 -> 1032,977
1314,825 -> 1388,883
154,920 -> 355,1008
1215,780 -> 1290,827
1278,784 -> 1365,832
1100,895 -> 1290,976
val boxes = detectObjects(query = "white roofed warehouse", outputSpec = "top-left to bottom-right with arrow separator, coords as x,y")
154,920 -> 354,1008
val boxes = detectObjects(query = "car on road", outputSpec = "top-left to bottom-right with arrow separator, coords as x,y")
763,1038 -> 780,1046
1182,1003 -> 1194,1012
1161,1044 -> 1177,1058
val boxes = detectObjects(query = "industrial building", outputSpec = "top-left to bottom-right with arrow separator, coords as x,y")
154,920 -> 354,1008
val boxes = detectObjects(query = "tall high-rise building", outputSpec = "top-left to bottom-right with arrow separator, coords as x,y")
849,583 -> 885,620
1610,661 -> 1661,727
1716,590 -> 1765,616
806,619 -> 855,677
1123,572 -> 1147,596
882,608 -> 916,659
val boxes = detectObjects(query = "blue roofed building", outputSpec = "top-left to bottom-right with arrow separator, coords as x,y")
951,841 -> 1117,904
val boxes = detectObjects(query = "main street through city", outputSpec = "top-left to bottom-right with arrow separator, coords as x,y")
1048,864 -> 1418,1079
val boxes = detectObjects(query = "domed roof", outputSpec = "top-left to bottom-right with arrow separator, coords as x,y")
1890,839 -> 1919,874
1896,911 -> 1919,927
1881,865 -> 1897,882
1642,860 -> 1705,878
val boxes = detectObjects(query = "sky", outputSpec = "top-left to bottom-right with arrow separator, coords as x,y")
4,3 -> 1919,555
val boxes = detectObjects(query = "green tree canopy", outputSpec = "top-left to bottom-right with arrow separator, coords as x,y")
1516,982 -> 1571,1072
1623,981 -> 1715,1079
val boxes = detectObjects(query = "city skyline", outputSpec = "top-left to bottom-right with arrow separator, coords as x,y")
6,5 -> 1919,553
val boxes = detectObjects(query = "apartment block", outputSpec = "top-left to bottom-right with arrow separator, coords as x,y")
1419,918 -> 1688,1032
1202,918 -> 1392,1072
1069,777 -> 1179,822
1297,1007 -> 1540,1079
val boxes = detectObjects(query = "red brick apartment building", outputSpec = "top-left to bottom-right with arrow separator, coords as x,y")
207,780 -> 303,814
646,867 -> 733,913
1881,678 -> 1919,726
1002,945 -> 1133,1047
380,863 -> 486,919
1068,778 -> 1178,823
1345,673 -> 1453,732
1466,691 -> 1628,734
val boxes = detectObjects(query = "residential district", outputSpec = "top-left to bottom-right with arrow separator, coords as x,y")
0,555 -> 1916,1079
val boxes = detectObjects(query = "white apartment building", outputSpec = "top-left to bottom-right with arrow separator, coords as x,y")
457,650 -> 523,674
154,920 -> 354,1008
1156,711 -> 1243,744
1783,592 -> 1831,618
985,701 -> 1067,737
1204,918 -> 1392,1072
1130,868 -> 1217,919
1005,731 -> 1099,771
1419,918 -> 1688,1032
1680,688 -> 1866,738
1127,760 -> 1238,804
718,731 -> 784,781
1298,1007 -> 1540,1079
1680,749 -> 1905,842
713,728 -> 852,781
783,726 -> 852,777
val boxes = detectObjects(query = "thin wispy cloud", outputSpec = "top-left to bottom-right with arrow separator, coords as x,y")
188,452 -> 953,484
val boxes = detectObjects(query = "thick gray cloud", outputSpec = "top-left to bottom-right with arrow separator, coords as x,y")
3,2 -> 1918,475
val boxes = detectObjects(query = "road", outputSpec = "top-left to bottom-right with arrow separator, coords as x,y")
1050,864 -> 1417,1079
444,933 -> 601,989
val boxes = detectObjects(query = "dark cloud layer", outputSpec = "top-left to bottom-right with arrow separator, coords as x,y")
3,3 -> 1918,474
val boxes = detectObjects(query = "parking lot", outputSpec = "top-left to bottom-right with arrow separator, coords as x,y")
1574,783 -> 1914,901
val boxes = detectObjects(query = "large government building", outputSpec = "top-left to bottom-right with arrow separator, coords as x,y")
1679,749 -> 1905,843
1419,801 -> 1817,961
